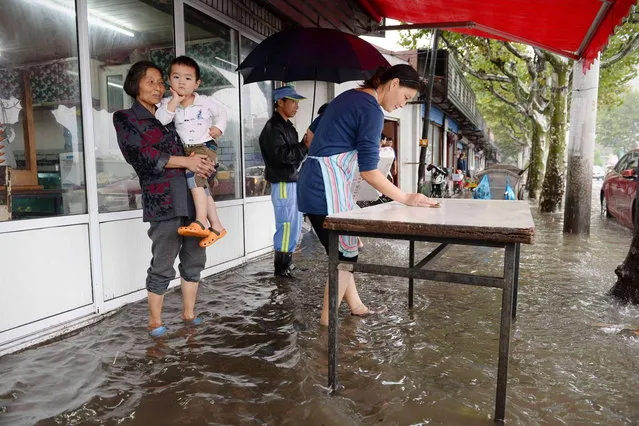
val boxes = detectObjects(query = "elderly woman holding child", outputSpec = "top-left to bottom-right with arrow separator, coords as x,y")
113,60 -> 215,338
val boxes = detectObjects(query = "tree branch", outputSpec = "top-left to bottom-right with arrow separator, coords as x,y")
488,81 -> 528,116
440,35 -> 511,82
543,50 -> 570,73
487,49 -> 531,102
503,42 -> 529,61
602,32 -> 639,68
500,115 -> 529,140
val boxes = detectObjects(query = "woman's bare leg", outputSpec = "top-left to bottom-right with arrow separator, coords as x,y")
180,278 -> 199,321
147,292 -> 164,330
320,270 -> 367,326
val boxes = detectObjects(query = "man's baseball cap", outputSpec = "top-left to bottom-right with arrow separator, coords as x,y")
273,86 -> 306,102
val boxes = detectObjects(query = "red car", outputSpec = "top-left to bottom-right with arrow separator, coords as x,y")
601,149 -> 638,228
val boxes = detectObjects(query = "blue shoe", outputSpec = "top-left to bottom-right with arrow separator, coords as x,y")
183,317 -> 203,327
148,325 -> 168,338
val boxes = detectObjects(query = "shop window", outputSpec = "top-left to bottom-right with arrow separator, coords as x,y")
88,0 -> 174,213
184,5 -> 242,201
0,0 -> 85,220
240,37 -> 272,197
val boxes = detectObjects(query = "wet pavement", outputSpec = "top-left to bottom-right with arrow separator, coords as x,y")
1,182 -> 638,425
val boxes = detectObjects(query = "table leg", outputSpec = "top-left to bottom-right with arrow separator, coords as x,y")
408,240 -> 415,308
512,243 -> 520,320
328,230 -> 339,393
495,243 -> 515,423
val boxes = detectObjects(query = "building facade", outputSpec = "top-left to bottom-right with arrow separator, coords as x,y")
0,0 -> 428,355
393,48 -> 499,190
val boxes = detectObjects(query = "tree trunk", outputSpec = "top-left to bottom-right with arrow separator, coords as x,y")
563,59 -> 600,234
609,226 -> 639,304
539,65 -> 569,212
526,120 -> 545,200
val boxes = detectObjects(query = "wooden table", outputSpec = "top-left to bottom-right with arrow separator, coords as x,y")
323,199 -> 535,423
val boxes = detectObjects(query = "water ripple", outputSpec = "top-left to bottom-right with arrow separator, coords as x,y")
1,185 -> 638,424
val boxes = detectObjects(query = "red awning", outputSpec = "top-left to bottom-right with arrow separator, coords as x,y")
358,0 -> 635,63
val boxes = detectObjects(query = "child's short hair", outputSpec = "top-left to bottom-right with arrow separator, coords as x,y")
169,56 -> 201,81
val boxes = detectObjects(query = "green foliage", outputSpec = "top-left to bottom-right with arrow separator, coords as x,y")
398,30 -> 431,50
398,4 -> 639,155
599,4 -> 639,108
474,89 -> 530,162
409,31 -> 549,171
594,147 -> 603,166
596,89 -> 639,153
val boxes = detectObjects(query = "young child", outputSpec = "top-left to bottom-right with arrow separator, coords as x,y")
156,56 -> 228,247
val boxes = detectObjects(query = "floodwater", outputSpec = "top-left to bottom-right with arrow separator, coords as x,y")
1,182 -> 638,425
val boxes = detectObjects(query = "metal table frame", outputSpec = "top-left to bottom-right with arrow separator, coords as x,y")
327,230 -> 521,423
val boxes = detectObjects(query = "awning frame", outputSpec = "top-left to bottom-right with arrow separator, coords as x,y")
370,21 -> 581,59
359,0 -> 627,62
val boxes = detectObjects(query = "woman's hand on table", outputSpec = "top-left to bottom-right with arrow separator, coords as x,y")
361,170 -> 438,207
404,193 -> 439,207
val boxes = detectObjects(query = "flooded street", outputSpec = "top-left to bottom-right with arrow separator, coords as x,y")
1,182 -> 638,425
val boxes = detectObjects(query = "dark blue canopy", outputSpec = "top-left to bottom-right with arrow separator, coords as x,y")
236,27 -> 390,84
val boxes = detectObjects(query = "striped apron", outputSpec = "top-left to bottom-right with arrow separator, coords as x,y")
308,150 -> 360,258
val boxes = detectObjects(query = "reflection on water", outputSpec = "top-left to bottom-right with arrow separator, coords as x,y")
1,183 -> 638,425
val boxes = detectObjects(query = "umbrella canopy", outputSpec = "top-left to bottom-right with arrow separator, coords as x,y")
236,27 -> 391,84
357,0 -> 635,64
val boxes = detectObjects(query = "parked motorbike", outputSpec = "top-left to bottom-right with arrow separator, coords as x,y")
426,164 -> 448,198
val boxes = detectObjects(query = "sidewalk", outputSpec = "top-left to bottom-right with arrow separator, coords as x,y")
2,200 -> 639,424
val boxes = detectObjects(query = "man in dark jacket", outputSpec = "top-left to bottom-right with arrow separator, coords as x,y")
259,85 -> 309,277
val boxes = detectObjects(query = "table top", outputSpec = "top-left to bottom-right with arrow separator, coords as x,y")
324,199 -> 535,244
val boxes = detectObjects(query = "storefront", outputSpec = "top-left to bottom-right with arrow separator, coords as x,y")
0,0 -> 422,355
0,0 -> 288,355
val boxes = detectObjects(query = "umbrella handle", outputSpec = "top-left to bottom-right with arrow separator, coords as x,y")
310,79 -> 317,129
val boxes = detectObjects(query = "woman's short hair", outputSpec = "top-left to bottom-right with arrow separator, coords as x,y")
317,103 -> 329,115
361,64 -> 422,92
123,61 -> 163,98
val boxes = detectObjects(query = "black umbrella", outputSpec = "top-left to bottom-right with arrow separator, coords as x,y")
236,27 -> 390,84
237,27 -> 390,123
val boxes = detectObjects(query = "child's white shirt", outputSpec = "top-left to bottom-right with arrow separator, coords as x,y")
155,93 -> 228,146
